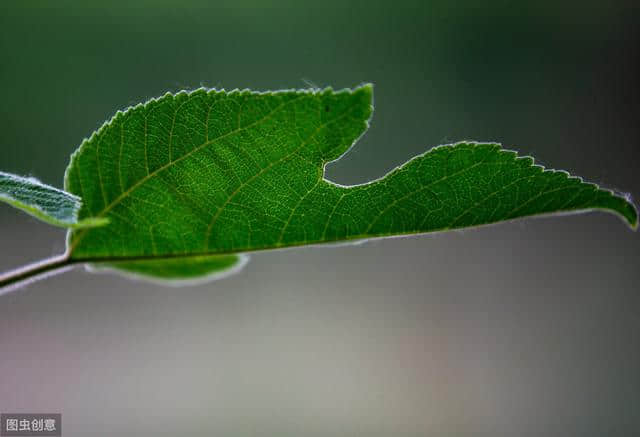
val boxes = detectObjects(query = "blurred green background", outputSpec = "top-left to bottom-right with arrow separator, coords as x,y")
1,1 -> 639,436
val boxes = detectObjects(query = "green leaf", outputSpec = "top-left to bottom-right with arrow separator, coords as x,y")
90,254 -> 247,285
0,171 -> 108,229
59,84 -> 636,283
2,84 -> 635,288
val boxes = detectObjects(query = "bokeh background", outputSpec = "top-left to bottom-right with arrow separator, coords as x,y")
1,1 -> 639,436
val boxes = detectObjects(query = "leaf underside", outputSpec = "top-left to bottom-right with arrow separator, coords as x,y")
0,171 -> 107,229
45,84 -> 636,282
92,254 -> 244,285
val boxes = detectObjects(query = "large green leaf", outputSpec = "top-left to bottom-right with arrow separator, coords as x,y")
0,171 -> 107,229
56,85 -> 635,282
1,84 -> 635,287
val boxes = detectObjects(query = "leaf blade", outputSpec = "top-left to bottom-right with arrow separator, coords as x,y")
62,85 -> 636,283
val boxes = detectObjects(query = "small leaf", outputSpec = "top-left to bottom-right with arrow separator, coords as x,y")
90,254 -> 247,285
0,171 -> 108,229
59,85 -> 636,284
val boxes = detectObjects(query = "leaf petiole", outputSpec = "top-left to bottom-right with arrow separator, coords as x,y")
0,254 -> 74,291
